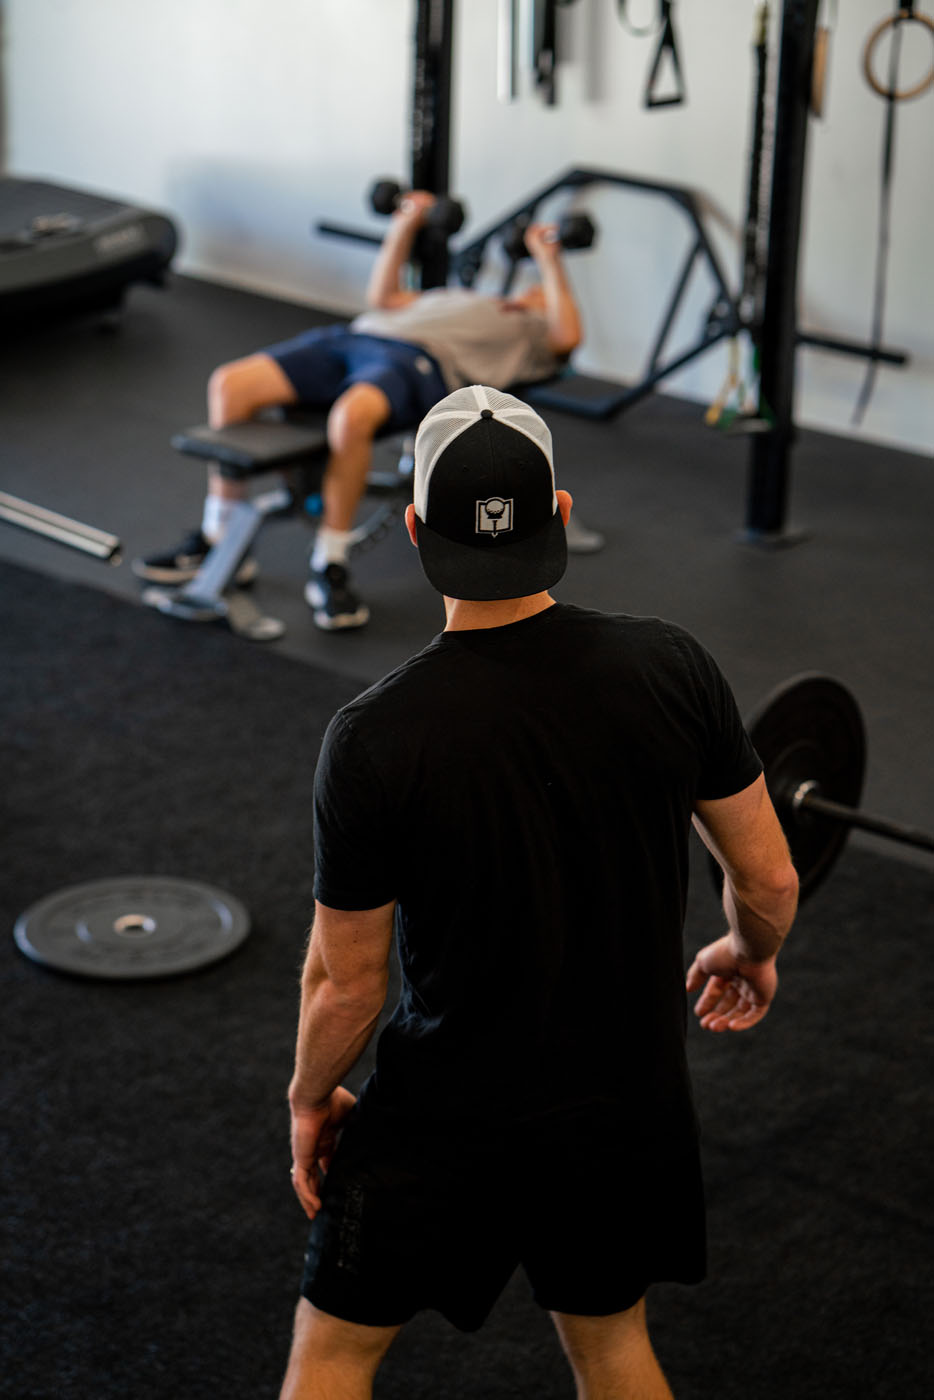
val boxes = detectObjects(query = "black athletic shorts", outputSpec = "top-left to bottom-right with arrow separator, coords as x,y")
262,326 -> 447,432
300,1096 -> 706,1333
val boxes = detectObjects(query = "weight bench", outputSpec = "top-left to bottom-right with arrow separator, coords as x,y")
141,413 -> 413,641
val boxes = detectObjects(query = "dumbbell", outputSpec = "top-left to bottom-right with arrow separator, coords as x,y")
502,212 -> 597,263
367,179 -> 466,235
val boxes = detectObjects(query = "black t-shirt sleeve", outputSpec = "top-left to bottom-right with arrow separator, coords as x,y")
312,710 -> 398,910
673,631 -> 763,800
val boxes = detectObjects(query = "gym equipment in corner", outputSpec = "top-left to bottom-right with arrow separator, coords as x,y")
710,674 -> 934,904
141,413 -> 414,641
0,176 -> 178,328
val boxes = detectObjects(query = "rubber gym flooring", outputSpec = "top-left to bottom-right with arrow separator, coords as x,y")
3,557 -> 930,1400
1,273 -> 932,868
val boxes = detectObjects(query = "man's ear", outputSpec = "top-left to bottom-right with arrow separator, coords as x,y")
556,489 -> 573,526
404,502 -> 418,547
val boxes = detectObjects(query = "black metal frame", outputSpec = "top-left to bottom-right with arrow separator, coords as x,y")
454,166 -> 741,417
742,0 -> 821,539
410,0 -> 455,286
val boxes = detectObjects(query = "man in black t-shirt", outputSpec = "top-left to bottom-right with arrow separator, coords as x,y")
279,386 -> 799,1399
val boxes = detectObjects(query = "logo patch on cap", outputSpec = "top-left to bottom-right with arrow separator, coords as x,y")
476,497 -> 513,535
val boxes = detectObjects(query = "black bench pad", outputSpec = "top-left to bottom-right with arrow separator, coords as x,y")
171,418 -> 329,473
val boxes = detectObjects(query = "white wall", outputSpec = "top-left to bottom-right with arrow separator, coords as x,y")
3,0 -> 932,456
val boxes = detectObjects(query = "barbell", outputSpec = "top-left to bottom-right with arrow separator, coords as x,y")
711,673 -> 934,903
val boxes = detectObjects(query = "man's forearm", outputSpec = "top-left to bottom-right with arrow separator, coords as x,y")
288,973 -> 386,1110
537,258 -> 582,356
722,872 -> 798,963
366,217 -> 420,307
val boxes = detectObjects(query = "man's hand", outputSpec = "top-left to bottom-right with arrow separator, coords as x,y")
686,935 -> 779,1032
524,222 -> 563,264
289,1085 -> 357,1220
393,190 -> 436,225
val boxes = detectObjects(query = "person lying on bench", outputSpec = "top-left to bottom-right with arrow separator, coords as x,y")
132,192 -> 582,631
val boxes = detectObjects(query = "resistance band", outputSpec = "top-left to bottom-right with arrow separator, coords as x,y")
810,0 -> 839,116
707,3 -> 774,432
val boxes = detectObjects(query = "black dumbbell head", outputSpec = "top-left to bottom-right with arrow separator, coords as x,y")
503,213 -> 596,261
369,179 -> 403,215
426,195 -> 466,235
558,213 -> 595,251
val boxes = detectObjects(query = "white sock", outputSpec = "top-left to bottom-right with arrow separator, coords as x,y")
201,495 -> 238,543
311,527 -> 352,572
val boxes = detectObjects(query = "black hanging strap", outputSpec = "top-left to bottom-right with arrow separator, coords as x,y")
644,2 -> 687,108
531,1 -> 580,106
533,0 -> 558,105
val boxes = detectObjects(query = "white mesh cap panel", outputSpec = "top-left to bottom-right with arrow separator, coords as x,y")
413,385 -> 555,520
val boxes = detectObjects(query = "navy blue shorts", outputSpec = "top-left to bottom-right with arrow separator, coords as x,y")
300,1098 -> 706,1333
262,325 -> 447,432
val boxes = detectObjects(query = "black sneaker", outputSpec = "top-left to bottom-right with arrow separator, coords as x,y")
130,529 -> 259,586
305,563 -> 370,631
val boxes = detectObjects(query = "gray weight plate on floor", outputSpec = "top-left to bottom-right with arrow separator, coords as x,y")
14,876 -> 251,979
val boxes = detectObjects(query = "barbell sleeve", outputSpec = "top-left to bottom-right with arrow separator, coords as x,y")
794,783 -> 934,854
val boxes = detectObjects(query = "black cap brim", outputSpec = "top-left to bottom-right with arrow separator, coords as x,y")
415,507 -> 567,601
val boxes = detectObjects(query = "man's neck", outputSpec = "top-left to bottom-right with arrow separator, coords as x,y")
442,592 -> 556,632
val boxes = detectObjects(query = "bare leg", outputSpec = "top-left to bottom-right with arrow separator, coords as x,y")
279,1298 -> 401,1400
204,353 -> 300,502
552,1298 -> 674,1400
202,362 -> 391,531
321,383 -> 393,532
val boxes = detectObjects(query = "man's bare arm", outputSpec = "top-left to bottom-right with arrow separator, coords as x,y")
688,774 -> 799,1031
524,223 -> 583,358
287,900 -> 394,1218
365,193 -> 436,309
289,900 -> 395,1109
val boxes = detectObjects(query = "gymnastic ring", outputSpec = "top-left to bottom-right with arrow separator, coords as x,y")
862,9 -> 934,101
616,0 -> 663,38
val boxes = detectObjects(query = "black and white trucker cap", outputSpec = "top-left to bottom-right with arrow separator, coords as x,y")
412,384 -> 567,601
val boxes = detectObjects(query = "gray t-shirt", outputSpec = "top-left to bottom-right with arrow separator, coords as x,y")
351,287 -> 559,391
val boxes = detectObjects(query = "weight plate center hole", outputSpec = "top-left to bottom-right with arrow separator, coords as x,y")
113,913 -> 157,938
